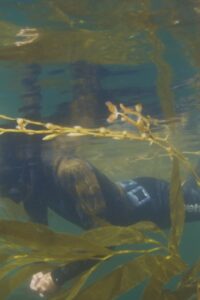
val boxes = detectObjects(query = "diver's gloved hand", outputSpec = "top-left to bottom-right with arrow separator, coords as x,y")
30,272 -> 58,297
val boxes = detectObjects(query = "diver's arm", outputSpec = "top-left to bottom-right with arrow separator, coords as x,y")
30,260 -> 97,297
51,259 -> 97,286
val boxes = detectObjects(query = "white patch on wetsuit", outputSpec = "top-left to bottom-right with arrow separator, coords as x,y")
117,180 -> 151,207
185,204 -> 200,213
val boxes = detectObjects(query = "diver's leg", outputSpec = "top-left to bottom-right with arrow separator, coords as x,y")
117,177 -> 171,228
132,174 -> 200,226
131,161 -> 200,226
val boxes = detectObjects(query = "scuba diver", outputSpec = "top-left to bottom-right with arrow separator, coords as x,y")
26,155 -> 200,297
1,140 -> 198,297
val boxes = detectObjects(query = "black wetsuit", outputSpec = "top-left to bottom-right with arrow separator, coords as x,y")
17,157 -> 200,228
3,156 -> 200,286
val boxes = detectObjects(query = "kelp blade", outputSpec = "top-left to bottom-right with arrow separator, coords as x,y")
142,254 -> 187,300
0,220 -> 110,257
169,157 -> 185,252
82,222 -> 165,248
63,255 -> 177,300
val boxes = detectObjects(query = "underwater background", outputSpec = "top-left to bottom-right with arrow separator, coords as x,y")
0,0 -> 200,299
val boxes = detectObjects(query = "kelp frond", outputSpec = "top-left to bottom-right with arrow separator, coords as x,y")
0,220 -> 166,299
0,102 -> 198,184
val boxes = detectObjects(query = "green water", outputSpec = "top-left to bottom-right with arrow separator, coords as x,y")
0,0 -> 200,299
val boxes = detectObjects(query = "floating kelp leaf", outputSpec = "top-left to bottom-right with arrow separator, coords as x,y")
0,253 -> 59,283
157,291 -> 177,300
142,254 -> 187,300
106,102 -> 118,114
99,127 -> 107,134
45,123 -> 61,130
170,285 -> 197,300
119,103 -> 135,114
67,132 -> 86,137
106,101 -> 119,123
16,118 -> 27,130
0,251 -> 94,279
0,20 -> 148,65
169,157 -> 185,252
0,220 -> 110,257
42,134 -> 60,141
0,220 -> 168,299
0,252 -> 13,263
0,21 -> 20,48
131,221 -> 167,238
72,255 -> 172,300
135,104 -> 143,113
177,260 -> 200,296
82,223 -> 164,248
